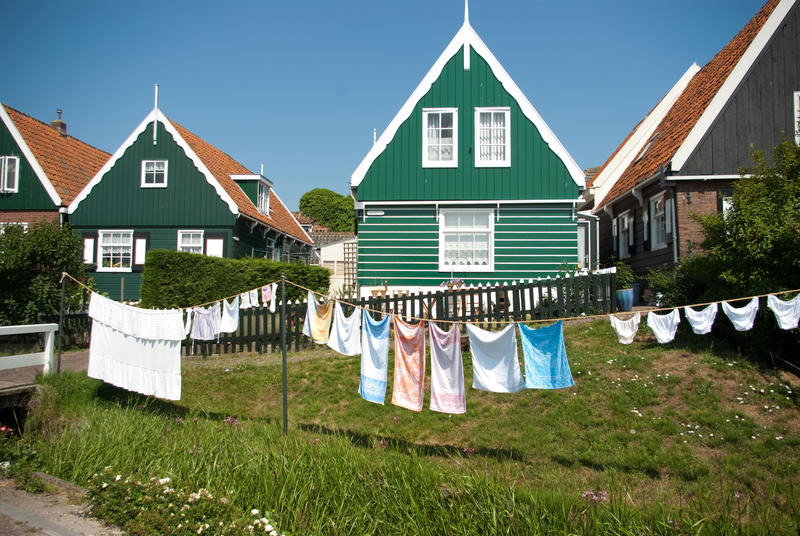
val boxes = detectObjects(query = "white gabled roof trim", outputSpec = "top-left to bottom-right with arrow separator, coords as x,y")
269,188 -> 314,245
0,104 -> 63,206
69,108 -> 239,215
350,20 -> 585,189
591,63 -> 700,211
671,0 -> 795,172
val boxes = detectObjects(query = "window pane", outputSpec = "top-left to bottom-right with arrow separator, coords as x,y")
474,212 -> 489,228
440,145 -> 452,161
441,112 -> 453,128
444,213 -> 458,228
428,114 -> 439,129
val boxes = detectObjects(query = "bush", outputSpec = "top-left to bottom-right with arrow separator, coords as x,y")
139,250 -> 330,309
614,261 -> 634,290
0,222 -> 86,325
644,255 -> 727,307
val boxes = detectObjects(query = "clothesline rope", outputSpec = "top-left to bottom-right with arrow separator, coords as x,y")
61,271 -> 800,328
284,278 -> 800,326
60,272 -> 281,310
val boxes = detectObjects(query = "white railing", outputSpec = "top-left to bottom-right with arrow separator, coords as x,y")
0,323 -> 59,376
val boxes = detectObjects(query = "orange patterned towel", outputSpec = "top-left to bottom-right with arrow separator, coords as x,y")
391,316 -> 426,412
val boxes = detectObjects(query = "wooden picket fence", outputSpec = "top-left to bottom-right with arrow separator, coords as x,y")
42,271 -> 617,355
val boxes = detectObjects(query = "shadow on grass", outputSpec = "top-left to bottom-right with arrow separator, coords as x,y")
298,422 -> 526,463
550,454 -> 663,480
92,383 -> 277,425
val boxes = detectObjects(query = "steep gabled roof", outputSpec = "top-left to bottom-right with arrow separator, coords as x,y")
0,104 -> 110,206
588,63 -> 700,206
595,0 -> 788,210
68,108 -> 311,244
350,12 -> 584,189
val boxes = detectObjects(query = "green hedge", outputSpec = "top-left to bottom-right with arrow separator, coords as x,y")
140,250 -> 329,309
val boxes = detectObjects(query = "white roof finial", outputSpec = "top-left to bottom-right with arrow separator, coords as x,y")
464,0 -> 469,25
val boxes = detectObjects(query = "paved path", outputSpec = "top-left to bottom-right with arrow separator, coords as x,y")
0,351 -> 89,392
0,476 -> 122,536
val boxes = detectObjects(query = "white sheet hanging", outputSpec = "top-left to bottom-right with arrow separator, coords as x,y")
609,313 -> 640,344
428,323 -> 466,414
269,282 -> 278,313
87,293 -> 182,401
767,294 -> 800,330
219,296 -> 240,333
191,302 -> 221,341
647,309 -> 681,344
183,309 -> 193,337
722,297 -> 759,331
249,289 -> 259,308
326,302 -> 362,356
684,303 -> 717,335
239,291 -> 252,309
466,323 -> 525,393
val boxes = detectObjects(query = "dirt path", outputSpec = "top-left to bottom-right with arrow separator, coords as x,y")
0,476 -> 122,536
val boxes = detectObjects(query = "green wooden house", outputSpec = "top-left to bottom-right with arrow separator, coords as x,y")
350,5 -> 585,296
68,105 -> 312,301
0,104 -> 109,229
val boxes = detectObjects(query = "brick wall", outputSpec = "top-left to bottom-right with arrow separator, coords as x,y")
674,180 -> 733,257
0,209 -> 60,227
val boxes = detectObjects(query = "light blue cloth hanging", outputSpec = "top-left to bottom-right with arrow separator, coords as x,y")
359,309 -> 391,404
518,321 -> 574,390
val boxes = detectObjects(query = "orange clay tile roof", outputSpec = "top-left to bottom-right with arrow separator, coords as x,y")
170,120 -> 311,244
3,104 -> 110,204
596,0 -> 779,209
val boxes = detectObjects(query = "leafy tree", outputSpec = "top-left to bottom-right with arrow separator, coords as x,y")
696,139 -> 800,296
0,222 -> 86,325
298,188 -> 354,232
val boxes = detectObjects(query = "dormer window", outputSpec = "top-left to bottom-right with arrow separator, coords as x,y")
257,181 -> 270,214
475,108 -> 510,167
0,156 -> 19,193
422,108 -> 458,168
141,160 -> 167,188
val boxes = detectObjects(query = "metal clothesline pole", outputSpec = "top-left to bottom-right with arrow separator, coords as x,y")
280,273 -> 288,436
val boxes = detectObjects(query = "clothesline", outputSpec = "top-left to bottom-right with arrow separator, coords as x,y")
60,271 -> 800,328
285,278 -> 800,327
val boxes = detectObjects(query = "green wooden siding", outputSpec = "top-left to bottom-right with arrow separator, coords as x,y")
235,179 -> 258,207
357,205 -> 577,287
70,122 -> 234,228
0,120 -> 56,211
357,47 -> 579,202
82,226 -> 233,300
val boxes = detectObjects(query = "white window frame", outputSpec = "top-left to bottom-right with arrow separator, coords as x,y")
794,90 -> 800,146
205,238 -> 224,258
140,160 -> 168,188
97,230 -> 134,272
474,107 -> 511,167
422,108 -> 458,168
438,208 -> 494,272
177,230 -> 204,254
650,193 -> 668,250
0,222 -> 28,233
257,181 -> 270,214
1,156 -> 20,193
618,210 -> 631,259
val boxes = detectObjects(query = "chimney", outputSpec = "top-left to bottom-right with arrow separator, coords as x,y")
50,109 -> 67,136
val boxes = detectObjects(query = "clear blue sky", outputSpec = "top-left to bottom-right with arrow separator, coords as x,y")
2,0 -> 765,209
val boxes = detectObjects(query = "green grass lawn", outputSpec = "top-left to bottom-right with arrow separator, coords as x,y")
11,318 -> 800,535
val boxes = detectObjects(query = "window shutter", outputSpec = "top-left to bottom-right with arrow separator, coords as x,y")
82,232 -> 97,268
611,216 -> 618,254
132,232 -> 149,271
665,198 -> 674,243
628,211 -> 635,246
205,232 -> 227,258
642,206 -> 649,243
